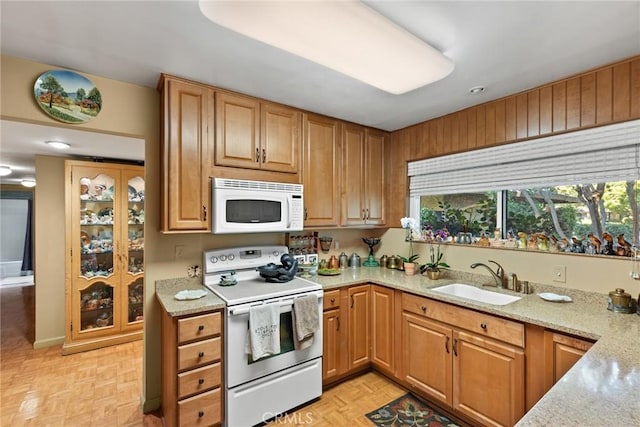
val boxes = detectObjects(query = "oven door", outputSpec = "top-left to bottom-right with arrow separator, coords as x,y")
225,290 -> 323,388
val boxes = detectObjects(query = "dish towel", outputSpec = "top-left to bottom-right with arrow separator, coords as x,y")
292,294 -> 319,350
245,304 -> 281,360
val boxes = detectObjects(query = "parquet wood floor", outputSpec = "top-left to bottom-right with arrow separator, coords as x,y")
0,285 -> 162,426
265,371 -> 407,426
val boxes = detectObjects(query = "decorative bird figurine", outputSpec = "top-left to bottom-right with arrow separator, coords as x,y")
517,232 -> 527,249
527,233 -> 538,250
601,232 -> 615,255
571,236 -> 585,253
560,237 -> 569,251
537,233 -> 549,251
617,234 -> 632,256
588,233 -> 601,253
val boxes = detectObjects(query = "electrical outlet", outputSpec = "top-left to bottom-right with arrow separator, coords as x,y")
175,245 -> 185,260
552,265 -> 566,283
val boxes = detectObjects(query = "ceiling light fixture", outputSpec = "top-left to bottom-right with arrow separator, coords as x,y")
21,179 -> 36,188
469,86 -> 486,94
198,1 -> 454,95
46,140 -> 70,149
0,166 -> 11,176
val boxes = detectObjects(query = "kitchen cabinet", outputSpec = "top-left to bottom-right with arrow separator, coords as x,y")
215,92 -> 300,174
159,74 -> 213,232
371,285 -> 395,375
341,124 -> 386,226
401,292 -> 525,427
544,330 -> 594,389
348,284 -> 371,370
322,285 -> 371,385
63,160 -> 144,354
302,113 -> 341,227
162,310 -> 223,427
322,289 -> 347,382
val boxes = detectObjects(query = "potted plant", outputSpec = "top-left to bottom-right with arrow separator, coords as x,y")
399,217 -> 420,275
420,244 -> 450,280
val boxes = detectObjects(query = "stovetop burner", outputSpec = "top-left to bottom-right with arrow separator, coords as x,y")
202,245 -> 321,305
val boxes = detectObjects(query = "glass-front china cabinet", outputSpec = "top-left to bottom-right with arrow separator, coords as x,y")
64,160 -> 144,354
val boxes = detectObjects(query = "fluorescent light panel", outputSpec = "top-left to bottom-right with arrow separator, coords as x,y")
198,1 -> 454,94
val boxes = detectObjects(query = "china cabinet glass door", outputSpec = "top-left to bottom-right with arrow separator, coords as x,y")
122,168 -> 144,330
71,166 -> 121,340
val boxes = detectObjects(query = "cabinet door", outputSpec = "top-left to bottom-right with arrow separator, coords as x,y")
453,330 -> 525,427
162,78 -> 212,231
341,124 -> 366,225
371,285 -> 394,375
261,103 -> 300,173
322,308 -> 341,382
302,114 -> 340,227
348,284 -> 370,370
365,129 -> 386,225
402,312 -> 453,406
215,92 -> 261,169
544,331 -> 593,389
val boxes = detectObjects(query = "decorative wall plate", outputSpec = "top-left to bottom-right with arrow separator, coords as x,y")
34,70 -> 102,124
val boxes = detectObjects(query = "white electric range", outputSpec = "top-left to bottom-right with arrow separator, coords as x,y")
203,245 -> 323,427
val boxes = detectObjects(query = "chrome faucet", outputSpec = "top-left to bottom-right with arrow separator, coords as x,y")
470,260 -> 506,288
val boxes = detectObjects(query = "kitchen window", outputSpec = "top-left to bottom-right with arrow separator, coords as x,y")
408,120 -> 640,256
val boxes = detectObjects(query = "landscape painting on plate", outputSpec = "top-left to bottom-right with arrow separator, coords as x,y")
33,69 -> 102,124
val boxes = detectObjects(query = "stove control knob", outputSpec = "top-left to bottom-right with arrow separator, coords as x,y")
220,255 -> 227,261
228,254 -> 235,261
272,251 -> 280,257
209,256 -> 218,264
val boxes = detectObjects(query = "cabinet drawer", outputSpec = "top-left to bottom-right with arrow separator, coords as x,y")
323,290 -> 341,310
178,362 -> 222,400
403,292 -> 524,347
178,388 -> 221,427
178,337 -> 221,371
178,312 -> 221,344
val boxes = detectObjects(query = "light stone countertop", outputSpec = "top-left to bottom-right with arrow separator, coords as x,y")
155,267 -> 640,425
155,276 -> 225,317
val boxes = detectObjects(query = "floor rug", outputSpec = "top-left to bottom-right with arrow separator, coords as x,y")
366,393 -> 461,427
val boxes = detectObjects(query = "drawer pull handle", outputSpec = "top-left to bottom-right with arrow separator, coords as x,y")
198,378 -> 205,385
445,336 -> 450,354
198,325 -> 205,331
198,410 -> 205,418
337,315 -> 340,332
453,338 -> 458,356
198,351 -> 204,358
480,323 -> 487,330
421,305 -> 427,313
330,297 -> 335,304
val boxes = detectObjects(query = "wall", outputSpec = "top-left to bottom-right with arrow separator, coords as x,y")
378,228 -> 639,295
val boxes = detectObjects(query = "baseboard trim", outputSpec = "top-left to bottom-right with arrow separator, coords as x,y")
33,336 -> 64,349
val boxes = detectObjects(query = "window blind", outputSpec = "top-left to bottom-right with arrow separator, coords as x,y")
408,119 -> 640,196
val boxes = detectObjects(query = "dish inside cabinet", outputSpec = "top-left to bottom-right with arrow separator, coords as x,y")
80,282 -> 114,331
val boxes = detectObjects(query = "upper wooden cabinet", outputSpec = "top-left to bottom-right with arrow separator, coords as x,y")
159,75 -> 213,233
215,92 -> 300,174
341,124 -> 386,226
302,113 -> 341,227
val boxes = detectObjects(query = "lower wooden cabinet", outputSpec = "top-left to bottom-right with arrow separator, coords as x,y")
544,330 -> 594,389
162,310 -> 223,427
371,285 -> 395,375
400,292 -> 525,427
322,285 -> 371,385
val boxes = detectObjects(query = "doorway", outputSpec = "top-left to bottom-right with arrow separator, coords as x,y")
0,190 -> 34,288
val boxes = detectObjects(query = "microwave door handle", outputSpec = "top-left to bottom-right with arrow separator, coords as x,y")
286,197 -> 292,228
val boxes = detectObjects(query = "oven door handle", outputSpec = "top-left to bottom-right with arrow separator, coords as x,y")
229,294 -> 322,316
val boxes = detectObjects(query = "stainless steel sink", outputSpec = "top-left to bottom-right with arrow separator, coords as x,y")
431,283 -> 521,305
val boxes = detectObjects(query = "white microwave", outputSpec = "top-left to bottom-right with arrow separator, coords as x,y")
212,178 -> 304,234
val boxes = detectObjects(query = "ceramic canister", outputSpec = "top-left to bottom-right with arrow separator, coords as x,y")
607,288 -> 633,313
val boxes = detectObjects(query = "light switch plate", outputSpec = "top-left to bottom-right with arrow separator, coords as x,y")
552,265 -> 566,283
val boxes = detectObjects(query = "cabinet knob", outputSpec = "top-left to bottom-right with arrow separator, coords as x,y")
198,324 -> 205,331
198,351 -> 204,358
198,410 -> 205,418
330,297 -> 335,304
262,148 -> 266,163
421,305 -> 427,313
255,148 -> 260,162
202,206 -> 207,221
480,323 -> 487,330
304,207 -> 308,221
198,378 -> 205,385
